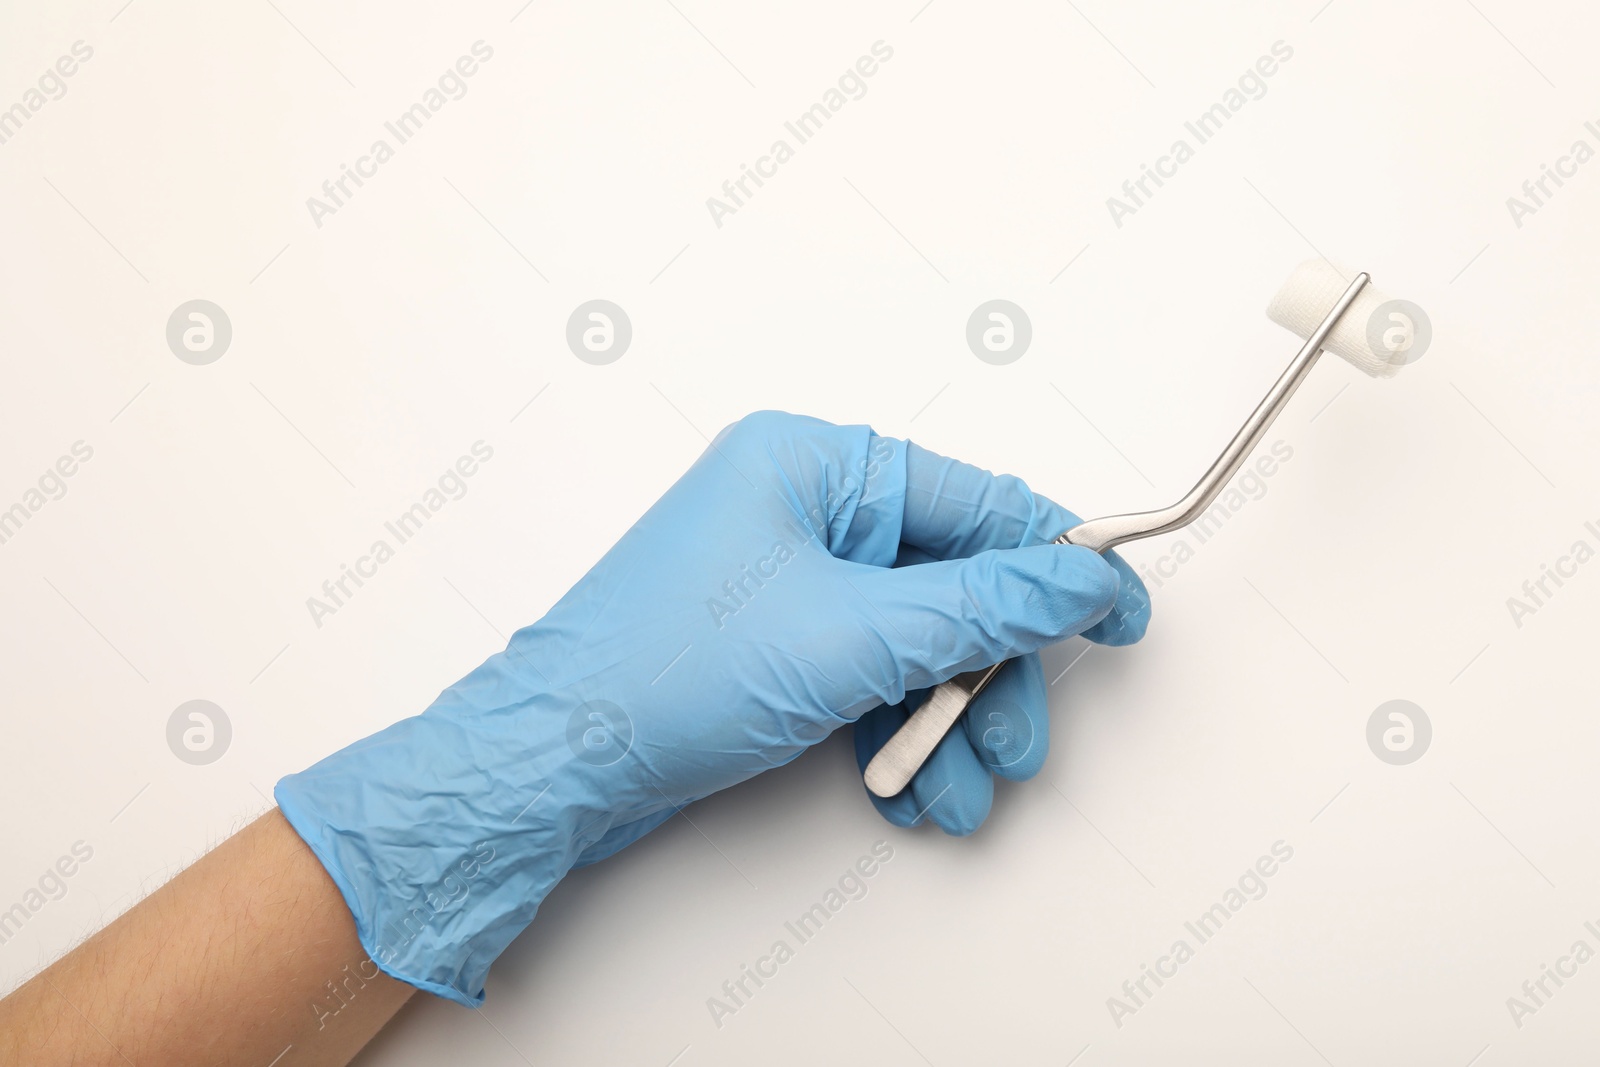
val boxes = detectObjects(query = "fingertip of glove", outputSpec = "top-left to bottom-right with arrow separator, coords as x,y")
1026,543 -> 1122,631
869,792 -> 925,829
1103,596 -> 1152,646
985,741 -> 1047,783
1060,543 -> 1121,603
1085,554 -> 1152,647
934,799 -> 988,837
918,781 -> 991,837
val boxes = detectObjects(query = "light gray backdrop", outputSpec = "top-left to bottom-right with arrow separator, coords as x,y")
1,1 -> 1594,1064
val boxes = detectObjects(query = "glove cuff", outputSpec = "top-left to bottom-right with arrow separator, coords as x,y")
275,687 -> 601,1006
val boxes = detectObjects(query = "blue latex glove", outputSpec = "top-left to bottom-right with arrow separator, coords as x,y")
275,411 -> 1150,1005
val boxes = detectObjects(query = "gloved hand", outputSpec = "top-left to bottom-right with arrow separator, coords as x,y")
275,410 -> 1150,1005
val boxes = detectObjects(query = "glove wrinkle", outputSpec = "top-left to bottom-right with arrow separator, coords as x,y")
275,412 -> 1151,1000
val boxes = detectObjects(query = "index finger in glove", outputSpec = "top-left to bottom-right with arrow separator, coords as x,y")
895,442 -> 1152,646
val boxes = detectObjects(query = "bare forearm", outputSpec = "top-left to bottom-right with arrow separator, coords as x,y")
0,811 -> 414,1067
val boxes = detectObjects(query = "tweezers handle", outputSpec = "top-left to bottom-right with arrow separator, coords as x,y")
861,273 -> 1372,799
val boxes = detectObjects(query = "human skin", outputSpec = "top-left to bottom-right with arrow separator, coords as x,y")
0,415 -> 1150,1062
0,810 -> 413,1067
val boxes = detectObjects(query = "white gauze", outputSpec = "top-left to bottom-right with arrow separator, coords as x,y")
1266,259 -> 1408,379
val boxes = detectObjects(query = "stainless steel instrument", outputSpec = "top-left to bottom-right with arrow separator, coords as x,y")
862,272 -> 1373,798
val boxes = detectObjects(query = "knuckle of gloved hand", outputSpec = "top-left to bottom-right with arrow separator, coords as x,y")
984,472 -> 1041,542
716,409 -> 804,449
1033,496 -> 1082,547
982,471 -> 1073,550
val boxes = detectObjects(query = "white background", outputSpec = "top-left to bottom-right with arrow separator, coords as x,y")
2,1 -> 1597,1064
